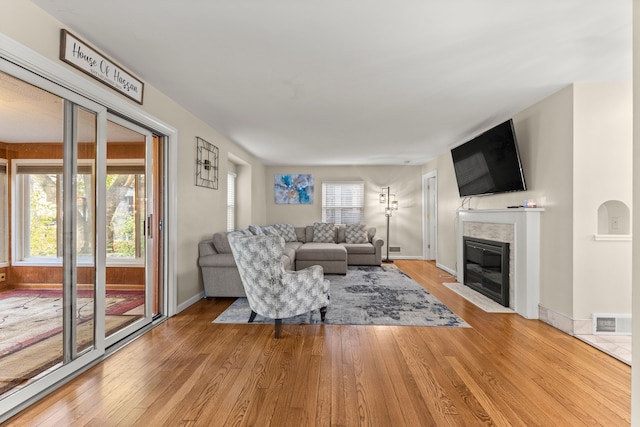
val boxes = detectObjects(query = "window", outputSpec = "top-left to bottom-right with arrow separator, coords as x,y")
14,161 -> 94,263
106,162 -> 145,261
13,160 -> 145,265
322,181 -> 364,224
227,172 -> 236,231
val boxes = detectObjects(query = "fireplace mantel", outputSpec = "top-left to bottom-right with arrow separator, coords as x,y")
456,208 -> 544,319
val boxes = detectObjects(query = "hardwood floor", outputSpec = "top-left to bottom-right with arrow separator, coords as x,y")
6,260 -> 630,426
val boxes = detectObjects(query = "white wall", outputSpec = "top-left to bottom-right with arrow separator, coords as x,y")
632,1 -> 639,423
0,0 -> 266,306
573,82 -> 633,319
265,165 -> 424,258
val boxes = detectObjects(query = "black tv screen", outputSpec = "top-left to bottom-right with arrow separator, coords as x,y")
451,119 -> 526,197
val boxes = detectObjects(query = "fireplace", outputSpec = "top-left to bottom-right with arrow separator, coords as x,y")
463,237 -> 510,306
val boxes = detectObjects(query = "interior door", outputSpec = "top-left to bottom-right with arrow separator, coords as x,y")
423,173 -> 437,260
104,115 -> 154,346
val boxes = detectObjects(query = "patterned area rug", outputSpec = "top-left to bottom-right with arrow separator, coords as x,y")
0,289 -> 145,357
214,265 -> 469,327
0,289 -> 144,396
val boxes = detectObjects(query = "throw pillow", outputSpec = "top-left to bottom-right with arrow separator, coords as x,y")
273,223 -> 297,242
313,222 -> 336,243
248,224 -> 264,235
262,225 -> 280,236
345,223 -> 369,244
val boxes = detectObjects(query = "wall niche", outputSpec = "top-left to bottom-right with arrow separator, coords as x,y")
596,200 -> 631,239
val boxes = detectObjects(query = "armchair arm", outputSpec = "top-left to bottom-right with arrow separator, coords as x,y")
281,265 -> 330,300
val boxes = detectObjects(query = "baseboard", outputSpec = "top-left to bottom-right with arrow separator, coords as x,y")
176,291 -> 205,314
538,304 -> 574,335
436,262 -> 457,278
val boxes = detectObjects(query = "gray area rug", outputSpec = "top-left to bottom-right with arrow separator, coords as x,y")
214,264 -> 469,327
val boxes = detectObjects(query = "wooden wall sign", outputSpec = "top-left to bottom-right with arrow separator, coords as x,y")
60,29 -> 144,104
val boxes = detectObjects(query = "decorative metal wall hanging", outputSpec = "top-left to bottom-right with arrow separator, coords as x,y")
195,137 -> 218,189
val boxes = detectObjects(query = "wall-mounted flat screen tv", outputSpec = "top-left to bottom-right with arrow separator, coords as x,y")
451,119 -> 526,197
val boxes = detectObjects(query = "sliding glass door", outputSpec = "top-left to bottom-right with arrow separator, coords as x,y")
0,63 -> 106,413
104,115 -> 154,346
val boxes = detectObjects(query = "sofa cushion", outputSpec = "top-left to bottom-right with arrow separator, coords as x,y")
273,223 -> 297,242
367,227 -> 376,242
336,225 -> 346,243
313,222 -> 336,243
212,232 -> 232,254
294,226 -> 306,243
297,242 -> 347,261
345,223 -> 368,244
248,224 -> 264,235
262,225 -> 280,236
341,243 -> 375,254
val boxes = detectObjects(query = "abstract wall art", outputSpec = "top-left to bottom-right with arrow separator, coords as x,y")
274,174 -> 314,204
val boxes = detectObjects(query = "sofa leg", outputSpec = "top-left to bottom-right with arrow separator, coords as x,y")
248,311 -> 257,323
320,306 -> 327,322
274,319 -> 282,339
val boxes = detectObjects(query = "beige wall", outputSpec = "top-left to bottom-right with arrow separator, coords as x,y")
0,0 -> 266,306
428,83 -> 633,323
573,82 -> 632,319
513,86 -> 575,318
265,165 -> 424,258
422,155 -> 458,271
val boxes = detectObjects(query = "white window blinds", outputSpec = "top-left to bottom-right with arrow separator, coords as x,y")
227,172 -> 236,232
322,181 -> 364,224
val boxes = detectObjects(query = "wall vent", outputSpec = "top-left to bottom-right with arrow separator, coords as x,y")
593,314 -> 632,335
389,246 -> 401,252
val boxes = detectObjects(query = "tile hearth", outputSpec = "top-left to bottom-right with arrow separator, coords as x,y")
576,334 -> 631,365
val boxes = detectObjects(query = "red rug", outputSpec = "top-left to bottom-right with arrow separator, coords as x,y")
0,289 -> 145,358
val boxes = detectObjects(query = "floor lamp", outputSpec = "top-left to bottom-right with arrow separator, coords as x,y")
379,187 -> 398,263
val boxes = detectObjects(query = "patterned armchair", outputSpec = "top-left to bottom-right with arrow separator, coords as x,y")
227,234 -> 330,338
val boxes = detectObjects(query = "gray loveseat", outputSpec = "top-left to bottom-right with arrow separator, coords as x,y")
198,223 -> 384,298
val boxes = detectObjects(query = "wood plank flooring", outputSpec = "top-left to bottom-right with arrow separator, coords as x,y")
6,260 -> 631,426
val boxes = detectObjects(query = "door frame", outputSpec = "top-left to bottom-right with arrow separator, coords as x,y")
422,171 -> 438,261
1,33 -> 176,317
104,114 -> 155,347
0,32 -> 178,422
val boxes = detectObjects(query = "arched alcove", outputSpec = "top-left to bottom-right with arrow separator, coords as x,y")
597,200 -> 630,235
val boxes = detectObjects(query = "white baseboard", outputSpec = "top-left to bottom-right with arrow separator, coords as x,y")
538,305 -> 574,335
436,262 -> 457,278
176,291 -> 205,314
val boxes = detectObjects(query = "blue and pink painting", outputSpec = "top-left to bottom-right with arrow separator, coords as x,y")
274,174 -> 314,204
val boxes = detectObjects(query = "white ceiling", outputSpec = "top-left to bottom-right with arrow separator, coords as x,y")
30,0 -> 631,165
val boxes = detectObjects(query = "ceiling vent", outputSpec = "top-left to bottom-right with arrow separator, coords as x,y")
592,314 -> 632,335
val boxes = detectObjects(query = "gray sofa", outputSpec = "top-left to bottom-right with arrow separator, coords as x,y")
198,224 -> 384,297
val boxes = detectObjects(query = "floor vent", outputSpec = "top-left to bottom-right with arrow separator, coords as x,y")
593,314 -> 632,335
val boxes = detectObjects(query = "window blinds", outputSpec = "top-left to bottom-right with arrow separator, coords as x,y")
322,181 -> 364,224
227,172 -> 236,232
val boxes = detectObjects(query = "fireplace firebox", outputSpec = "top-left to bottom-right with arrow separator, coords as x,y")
463,236 -> 510,307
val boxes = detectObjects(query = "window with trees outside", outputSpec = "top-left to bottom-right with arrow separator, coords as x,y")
322,181 -> 364,224
13,160 -> 145,265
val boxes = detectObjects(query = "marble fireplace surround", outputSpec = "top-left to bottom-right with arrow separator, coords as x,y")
456,208 -> 544,319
